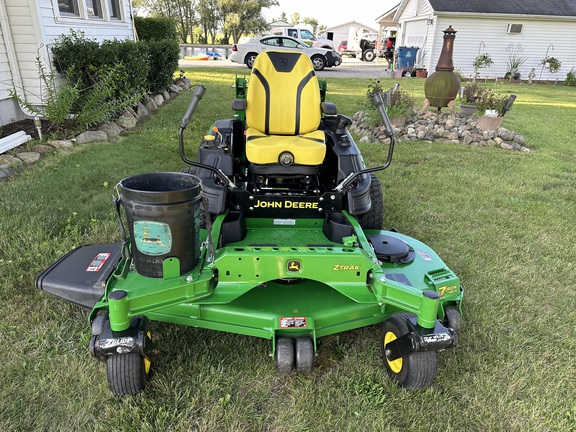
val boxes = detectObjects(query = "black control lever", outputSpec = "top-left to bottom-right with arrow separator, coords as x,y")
178,85 -> 235,189
334,91 -> 395,193
336,114 -> 353,135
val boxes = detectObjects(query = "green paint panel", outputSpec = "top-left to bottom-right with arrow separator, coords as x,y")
96,214 -> 462,342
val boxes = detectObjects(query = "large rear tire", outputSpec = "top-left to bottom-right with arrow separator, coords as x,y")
357,173 -> 384,229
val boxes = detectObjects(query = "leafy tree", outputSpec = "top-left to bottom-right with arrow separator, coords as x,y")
141,0 -> 278,44
302,18 -> 326,35
289,12 -> 300,25
278,12 -> 288,23
197,0 -> 219,43
135,0 -> 196,42
218,0 -> 278,44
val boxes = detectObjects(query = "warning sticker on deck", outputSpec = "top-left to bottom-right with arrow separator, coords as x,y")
418,250 -> 432,261
86,252 -> 111,272
280,317 -> 307,328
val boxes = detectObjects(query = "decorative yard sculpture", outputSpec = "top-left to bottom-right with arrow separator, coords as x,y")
421,26 -> 461,117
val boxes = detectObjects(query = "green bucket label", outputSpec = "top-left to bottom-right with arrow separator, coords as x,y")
133,221 -> 172,256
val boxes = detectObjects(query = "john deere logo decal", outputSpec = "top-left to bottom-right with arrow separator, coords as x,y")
287,260 -> 301,272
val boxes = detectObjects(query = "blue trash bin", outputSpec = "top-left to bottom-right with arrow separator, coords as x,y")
396,47 -> 420,69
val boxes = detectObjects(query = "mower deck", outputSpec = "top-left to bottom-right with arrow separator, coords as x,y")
91,213 -> 461,345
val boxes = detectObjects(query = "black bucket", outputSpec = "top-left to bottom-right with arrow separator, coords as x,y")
118,172 -> 202,278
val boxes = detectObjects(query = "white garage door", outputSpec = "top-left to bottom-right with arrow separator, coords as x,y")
403,19 -> 427,47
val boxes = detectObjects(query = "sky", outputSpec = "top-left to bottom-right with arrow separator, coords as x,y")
262,0 -> 400,30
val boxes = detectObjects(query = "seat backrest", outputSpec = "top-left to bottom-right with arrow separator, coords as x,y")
246,51 -> 321,136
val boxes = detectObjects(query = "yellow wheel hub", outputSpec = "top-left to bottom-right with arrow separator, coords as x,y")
144,331 -> 152,375
384,331 -> 403,373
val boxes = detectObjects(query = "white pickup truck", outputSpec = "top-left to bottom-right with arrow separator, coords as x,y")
272,27 -> 335,50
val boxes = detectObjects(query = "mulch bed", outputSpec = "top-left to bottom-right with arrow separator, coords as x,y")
1,119 -> 54,141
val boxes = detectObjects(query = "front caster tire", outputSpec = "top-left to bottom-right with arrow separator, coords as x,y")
381,313 -> 437,389
294,338 -> 314,372
107,352 -> 150,396
444,307 -> 463,332
275,337 -> 294,373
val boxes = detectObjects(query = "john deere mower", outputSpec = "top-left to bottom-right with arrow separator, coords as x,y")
37,51 -> 463,395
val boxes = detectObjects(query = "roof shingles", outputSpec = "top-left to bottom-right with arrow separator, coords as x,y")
429,0 -> 576,17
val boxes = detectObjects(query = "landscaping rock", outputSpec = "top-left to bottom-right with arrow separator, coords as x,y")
161,89 -> 170,101
100,121 -> 125,139
116,114 -> 137,130
76,130 -> 108,144
16,152 -> 41,164
352,109 -> 529,152
31,144 -> 54,154
137,102 -> 150,117
0,155 -> 22,170
153,94 -> 164,107
463,134 -> 474,145
126,107 -> 139,119
169,84 -> 182,94
144,97 -> 158,112
0,168 -> 9,179
48,139 -> 74,149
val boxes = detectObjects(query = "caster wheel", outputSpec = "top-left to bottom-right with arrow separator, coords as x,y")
381,313 -> 437,389
106,316 -> 152,396
444,307 -> 463,332
107,352 -> 151,396
275,337 -> 294,373
91,314 -> 108,336
294,338 -> 314,372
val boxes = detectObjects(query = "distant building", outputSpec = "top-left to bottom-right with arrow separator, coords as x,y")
324,21 -> 379,51
380,0 -> 576,79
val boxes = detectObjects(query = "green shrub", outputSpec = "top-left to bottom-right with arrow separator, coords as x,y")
134,16 -> 178,41
565,68 -> 576,87
10,58 -> 143,135
99,39 -> 150,96
364,80 -> 415,123
52,32 -> 150,99
142,40 -> 180,94
51,30 -> 102,91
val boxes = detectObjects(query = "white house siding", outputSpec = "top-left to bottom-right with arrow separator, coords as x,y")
394,0 -> 576,79
0,23 -> 12,101
0,20 -> 25,125
396,0 -> 435,69
5,0 -> 134,106
431,15 -> 576,80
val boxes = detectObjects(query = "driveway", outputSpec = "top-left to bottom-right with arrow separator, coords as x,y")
178,57 -> 395,79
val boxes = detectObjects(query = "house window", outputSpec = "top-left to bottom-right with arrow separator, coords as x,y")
86,0 -> 103,18
107,0 -> 120,19
58,0 -> 80,15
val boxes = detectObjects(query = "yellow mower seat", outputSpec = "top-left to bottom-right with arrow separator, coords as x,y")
245,51 -> 326,172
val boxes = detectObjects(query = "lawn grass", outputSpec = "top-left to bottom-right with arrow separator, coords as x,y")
1,67 -> 575,431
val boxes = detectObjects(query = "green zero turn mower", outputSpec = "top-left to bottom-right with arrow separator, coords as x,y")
37,51 -> 463,395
